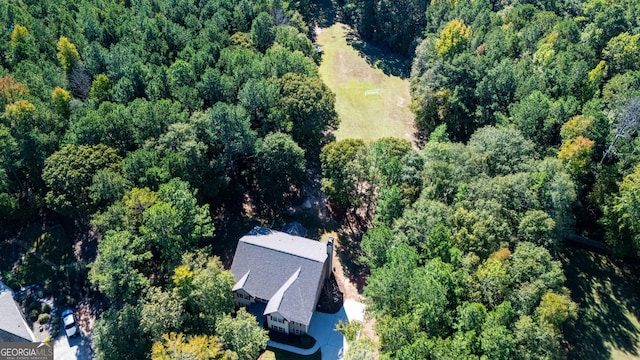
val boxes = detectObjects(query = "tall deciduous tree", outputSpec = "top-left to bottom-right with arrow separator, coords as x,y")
207,103 -> 256,172
558,136 -> 595,177
179,253 -> 235,335
215,308 -> 268,360
320,139 -> 367,210
360,225 -> 394,269
278,73 -> 339,155
251,12 -> 275,52
535,291 -> 578,328
93,305 -> 150,360
9,24 -> 35,63
42,144 -> 121,217
141,287 -> 184,341
0,76 -> 29,110
89,230 -> 151,306
151,332 -> 233,360
602,165 -> 640,254
56,36 -> 81,72
254,132 -> 306,209
51,87 -> 71,118
436,19 -> 472,58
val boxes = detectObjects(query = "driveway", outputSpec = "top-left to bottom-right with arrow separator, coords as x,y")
268,300 -> 367,360
53,334 -> 92,360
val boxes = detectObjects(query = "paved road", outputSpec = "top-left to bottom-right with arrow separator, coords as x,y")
53,334 -> 93,360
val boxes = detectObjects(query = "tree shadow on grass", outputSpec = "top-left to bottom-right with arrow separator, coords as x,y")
344,28 -> 412,79
561,246 -> 640,360
336,229 -> 369,294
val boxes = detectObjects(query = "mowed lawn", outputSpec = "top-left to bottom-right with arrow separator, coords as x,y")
562,246 -> 640,360
316,23 -> 415,143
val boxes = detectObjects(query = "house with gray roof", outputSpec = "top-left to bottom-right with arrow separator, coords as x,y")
230,227 -> 333,335
0,281 -> 35,342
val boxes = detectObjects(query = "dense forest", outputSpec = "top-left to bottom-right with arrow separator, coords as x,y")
1,0 -> 333,358
1,0 -> 640,359
327,0 -> 640,359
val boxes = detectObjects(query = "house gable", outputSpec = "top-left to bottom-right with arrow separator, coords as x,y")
264,268 -> 300,316
266,311 -> 289,334
230,227 -> 331,333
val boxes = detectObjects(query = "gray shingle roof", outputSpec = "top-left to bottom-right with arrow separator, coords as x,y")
230,227 -> 328,326
0,282 -> 35,342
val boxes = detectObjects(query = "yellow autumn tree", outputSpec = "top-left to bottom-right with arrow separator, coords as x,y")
52,87 -> 71,117
558,136 -> 595,177
123,187 -> 159,227
56,36 -> 80,72
4,99 -> 36,118
436,19 -> 472,58
171,265 -> 194,297
8,24 -> 36,63
490,248 -> 511,262
151,332 -> 235,360
4,99 -> 36,127
535,292 -> 578,328
533,31 -> 558,66
560,115 -> 595,141
90,74 -> 112,102
10,24 -> 29,47
583,60 -> 608,98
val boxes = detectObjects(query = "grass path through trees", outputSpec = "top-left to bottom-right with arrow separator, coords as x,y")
316,24 -> 415,143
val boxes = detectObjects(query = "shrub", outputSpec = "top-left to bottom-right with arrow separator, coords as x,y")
38,313 -> 50,324
29,309 -> 39,322
335,320 -> 362,342
26,298 -> 36,311
3,273 -> 20,291
41,303 -> 51,314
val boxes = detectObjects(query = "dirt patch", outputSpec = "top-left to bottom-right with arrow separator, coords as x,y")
75,301 -> 96,338
331,233 -> 380,355
332,236 -> 363,302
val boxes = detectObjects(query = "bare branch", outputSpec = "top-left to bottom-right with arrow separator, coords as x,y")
600,97 -> 640,164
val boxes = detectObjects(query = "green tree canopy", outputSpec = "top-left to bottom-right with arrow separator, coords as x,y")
254,132 -> 306,209
215,308 -> 268,360
42,144 -> 121,217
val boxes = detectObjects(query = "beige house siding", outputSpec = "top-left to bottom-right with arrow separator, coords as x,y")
267,312 -> 289,334
234,289 -> 253,307
288,320 -> 308,335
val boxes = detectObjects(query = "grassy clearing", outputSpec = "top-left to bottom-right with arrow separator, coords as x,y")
23,224 -> 73,265
2,224 -> 74,289
561,246 -> 640,360
316,23 -> 415,143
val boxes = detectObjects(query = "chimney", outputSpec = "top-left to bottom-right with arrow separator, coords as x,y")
327,237 -> 334,275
